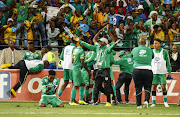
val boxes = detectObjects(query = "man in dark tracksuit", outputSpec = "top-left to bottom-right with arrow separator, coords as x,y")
130,38 -> 153,108
113,50 -> 134,104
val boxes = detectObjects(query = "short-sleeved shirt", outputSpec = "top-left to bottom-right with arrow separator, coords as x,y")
22,51 -> 41,60
72,46 -> 85,68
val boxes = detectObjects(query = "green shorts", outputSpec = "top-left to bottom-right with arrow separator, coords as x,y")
81,68 -> 90,86
39,95 -> 62,107
71,66 -> 83,86
64,69 -> 72,81
152,74 -> 166,85
110,67 -> 114,80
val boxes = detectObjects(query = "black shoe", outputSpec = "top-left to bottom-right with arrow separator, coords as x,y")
125,101 -> 129,104
119,101 -> 123,104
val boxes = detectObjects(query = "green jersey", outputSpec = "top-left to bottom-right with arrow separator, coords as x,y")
41,76 -> 59,95
0,16 -> 6,25
85,51 -> 97,70
133,16 -> 141,24
64,12 -> 72,21
86,14 -> 93,25
72,46 -> 85,68
72,3 -> 84,14
79,40 -> 115,70
22,51 -> 41,60
131,45 -> 153,68
136,30 -> 150,47
114,55 -> 134,74
149,4 -> 163,15
17,3 -> 28,23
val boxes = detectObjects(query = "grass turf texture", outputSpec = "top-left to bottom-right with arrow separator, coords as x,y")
0,102 -> 179,117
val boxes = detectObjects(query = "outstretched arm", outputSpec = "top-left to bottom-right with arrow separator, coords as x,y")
93,26 -> 106,44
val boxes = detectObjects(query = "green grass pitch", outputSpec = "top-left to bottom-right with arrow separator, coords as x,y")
0,102 -> 179,117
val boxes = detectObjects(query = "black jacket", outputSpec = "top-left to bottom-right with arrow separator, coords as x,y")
169,51 -> 180,72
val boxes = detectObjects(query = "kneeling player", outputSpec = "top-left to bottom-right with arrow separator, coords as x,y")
39,70 -> 64,107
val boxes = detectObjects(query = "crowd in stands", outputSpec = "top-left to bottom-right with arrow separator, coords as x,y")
0,0 -> 180,50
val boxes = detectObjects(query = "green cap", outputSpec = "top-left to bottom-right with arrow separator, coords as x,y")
119,50 -> 126,56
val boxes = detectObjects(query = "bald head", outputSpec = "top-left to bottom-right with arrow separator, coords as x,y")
139,38 -> 146,45
172,45 -> 178,53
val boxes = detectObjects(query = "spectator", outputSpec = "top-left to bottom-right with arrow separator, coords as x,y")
137,5 -> 147,23
0,40 -> 21,67
2,18 -> 21,46
70,9 -> 83,26
72,0 -> 83,14
22,42 -> 41,60
41,45 -> 56,69
47,21 -> 60,47
132,10 -> 141,24
169,45 -> 180,72
115,22 -> 126,47
168,23 -> 180,41
29,5 -> 47,46
144,11 -> 162,30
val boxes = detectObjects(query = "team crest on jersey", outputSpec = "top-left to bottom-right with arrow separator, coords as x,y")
154,57 -> 160,61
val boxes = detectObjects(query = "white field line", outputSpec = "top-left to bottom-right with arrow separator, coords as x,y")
0,112 -> 180,116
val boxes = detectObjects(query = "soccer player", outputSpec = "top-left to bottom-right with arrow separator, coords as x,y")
1,60 -> 49,97
131,38 -> 153,108
22,42 -> 41,60
58,39 -> 76,98
41,45 -> 56,69
74,31 -> 120,107
39,70 -> 64,107
151,39 -> 171,107
81,51 -> 96,103
69,38 -> 91,105
113,50 -> 133,104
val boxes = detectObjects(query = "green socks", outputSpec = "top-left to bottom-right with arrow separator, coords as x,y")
79,86 -> 84,101
98,91 -> 101,98
70,88 -> 77,103
112,85 -> 117,97
84,90 -> 89,102
163,92 -> 167,103
178,97 -> 180,104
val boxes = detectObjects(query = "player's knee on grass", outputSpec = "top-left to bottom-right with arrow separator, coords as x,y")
39,103 -> 46,107
57,104 -> 64,107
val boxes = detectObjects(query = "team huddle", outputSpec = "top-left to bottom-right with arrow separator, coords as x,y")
1,26 -> 180,108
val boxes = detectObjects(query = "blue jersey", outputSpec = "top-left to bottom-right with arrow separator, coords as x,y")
109,14 -> 124,28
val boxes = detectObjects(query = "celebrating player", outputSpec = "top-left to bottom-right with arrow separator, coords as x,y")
69,38 -> 91,105
39,70 -> 64,107
58,39 -> 76,98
